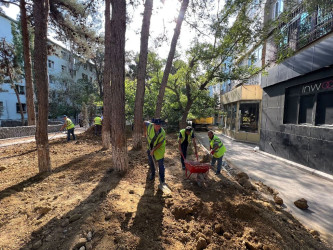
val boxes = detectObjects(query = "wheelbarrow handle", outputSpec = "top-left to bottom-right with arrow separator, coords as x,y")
180,151 -> 186,161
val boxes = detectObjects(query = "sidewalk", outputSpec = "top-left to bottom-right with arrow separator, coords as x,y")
196,131 -> 333,246
0,126 -> 86,148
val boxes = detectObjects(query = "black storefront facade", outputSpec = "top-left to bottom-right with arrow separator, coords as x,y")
260,34 -> 333,175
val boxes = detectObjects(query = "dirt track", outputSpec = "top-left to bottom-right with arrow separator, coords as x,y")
0,131 -> 330,249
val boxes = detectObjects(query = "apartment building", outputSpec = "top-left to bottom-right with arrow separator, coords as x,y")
260,1 -> 333,174
219,1 -> 265,143
0,13 -> 96,125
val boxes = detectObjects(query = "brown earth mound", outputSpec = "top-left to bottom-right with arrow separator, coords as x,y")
0,133 -> 330,249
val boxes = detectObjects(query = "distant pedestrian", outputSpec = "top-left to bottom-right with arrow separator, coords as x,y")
143,118 -> 166,185
60,115 -> 76,141
94,115 -> 102,135
178,126 -> 198,170
208,130 -> 226,175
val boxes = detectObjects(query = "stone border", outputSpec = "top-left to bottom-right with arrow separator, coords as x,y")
0,124 -> 62,139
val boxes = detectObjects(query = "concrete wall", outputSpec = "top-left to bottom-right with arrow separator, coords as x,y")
260,67 -> 333,174
0,124 -> 62,139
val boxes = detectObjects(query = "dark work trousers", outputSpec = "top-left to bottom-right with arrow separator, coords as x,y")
147,150 -> 165,183
95,125 -> 102,135
67,128 -> 76,141
180,142 -> 188,170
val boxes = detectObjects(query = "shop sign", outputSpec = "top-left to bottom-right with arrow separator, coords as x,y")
302,79 -> 333,94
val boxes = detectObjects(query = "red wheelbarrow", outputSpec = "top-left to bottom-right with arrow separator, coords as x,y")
181,153 -> 210,179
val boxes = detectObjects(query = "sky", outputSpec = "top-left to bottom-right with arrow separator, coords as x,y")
1,0 -> 222,60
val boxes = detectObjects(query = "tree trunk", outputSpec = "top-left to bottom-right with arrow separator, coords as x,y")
133,0 -> 153,150
110,0 -> 128,171
102,0 -> 112,149
33,0 -> 51,173
179,99 -> 193,129
154,0 -> 189,118
20,0 -> 35,126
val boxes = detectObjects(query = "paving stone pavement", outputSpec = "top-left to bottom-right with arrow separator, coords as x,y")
196,131 -> 333,247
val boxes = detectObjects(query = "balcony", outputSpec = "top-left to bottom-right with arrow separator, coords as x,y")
279,5 -> 333,53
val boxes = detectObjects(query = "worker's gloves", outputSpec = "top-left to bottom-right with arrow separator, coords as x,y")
210,150 -> 215,155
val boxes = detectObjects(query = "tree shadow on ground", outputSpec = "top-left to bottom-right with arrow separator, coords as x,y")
0,149 -> 102,201
21,161 -> 122,250
127,172 -> 165,250
0,148 -> 37,161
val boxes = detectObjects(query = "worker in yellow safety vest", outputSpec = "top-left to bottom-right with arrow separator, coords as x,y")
60,115 -> 76,141
143,118 -> 166,184
178,126 -> 198,170
208,130 -> 226,175
94,115 -> 102,136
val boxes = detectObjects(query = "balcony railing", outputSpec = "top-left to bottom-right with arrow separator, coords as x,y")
279,5 -> 333,52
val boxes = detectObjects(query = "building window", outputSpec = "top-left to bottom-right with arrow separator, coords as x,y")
284,78 -> 333,126
239,102 -> 259,133
82,73 -> 88,81
61,51 -> 68,60
49,75 -> 55,83
83,64 -> 87,70
89,64 -> 93,72
48,60 -> 54,69
89,76 -> 93,82
284,89 -> 299,124
15,85 -> 25,95
0,101 -> 3,115
16,103 -> 27,113
298,95 -> 314,124
316,92 -> 333,125
61,65 -> 66,72
272,0 -> 283,20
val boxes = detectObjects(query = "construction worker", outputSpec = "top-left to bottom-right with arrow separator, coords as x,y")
94,115 -> 102,135
143,118 -> 166,185
60,115 -> 76,141
208,130 -> 226,175
178,126 -> 198,170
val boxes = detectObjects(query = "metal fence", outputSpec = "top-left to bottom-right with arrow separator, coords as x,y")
279,5 -> 333,52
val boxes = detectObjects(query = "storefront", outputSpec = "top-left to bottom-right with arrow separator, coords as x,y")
221,85 -> 263,143
260,68 -> 333,174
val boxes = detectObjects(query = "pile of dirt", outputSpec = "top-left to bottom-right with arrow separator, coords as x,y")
0,133 -> 330,249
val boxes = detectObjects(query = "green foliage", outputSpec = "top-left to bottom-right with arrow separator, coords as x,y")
125,79 -> 136,122
190,91 -> 217,118
49,74 -> 99,119
11,22 -> 23,69
0,38 -> 23,84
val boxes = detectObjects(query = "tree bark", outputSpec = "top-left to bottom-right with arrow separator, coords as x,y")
132,0 -> 153,150
20,0 -> 35,126
33,0 -> 51,173
154,0 -> 189,118
110,0 -> 128,171
102,0 -> 111,149
179,99 -> 193,129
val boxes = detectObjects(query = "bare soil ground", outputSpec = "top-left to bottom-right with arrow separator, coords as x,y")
0,131 -> 330,250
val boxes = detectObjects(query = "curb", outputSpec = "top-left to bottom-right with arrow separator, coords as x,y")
256,150 -> 333,183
